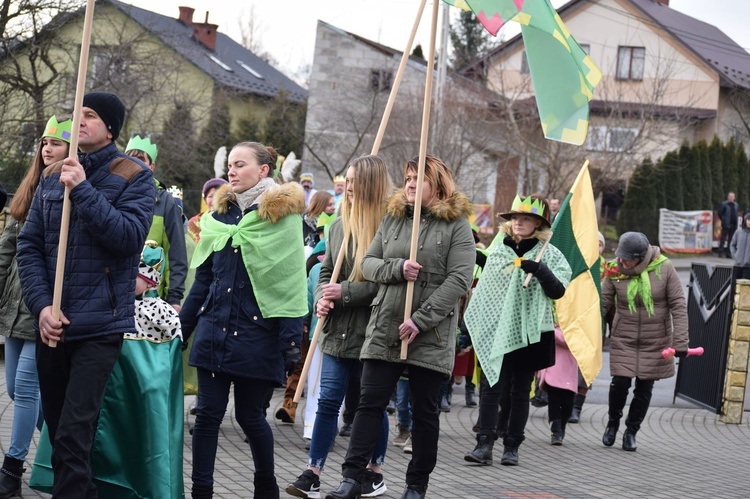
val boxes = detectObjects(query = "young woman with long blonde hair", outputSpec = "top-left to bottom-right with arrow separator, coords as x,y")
286,155 -> 393,499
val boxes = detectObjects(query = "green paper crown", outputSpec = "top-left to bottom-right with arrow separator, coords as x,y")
126,135 -> 158,162
43,116 -> 72,143
510,195 -> 546,217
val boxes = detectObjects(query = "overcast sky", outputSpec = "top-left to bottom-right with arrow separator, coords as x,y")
123,0 -> 750,81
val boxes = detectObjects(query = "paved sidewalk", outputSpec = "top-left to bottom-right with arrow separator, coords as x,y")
1,363 -> 749,499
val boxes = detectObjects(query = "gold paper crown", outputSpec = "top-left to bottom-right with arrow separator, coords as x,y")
510,194 -> 546,216
333,175 -> 346,184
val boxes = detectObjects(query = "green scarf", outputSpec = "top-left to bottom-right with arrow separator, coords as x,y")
624,254 -> 667,317
191,210 -> 308,318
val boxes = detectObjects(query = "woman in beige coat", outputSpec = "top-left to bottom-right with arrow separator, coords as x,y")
601,232 -> 689,452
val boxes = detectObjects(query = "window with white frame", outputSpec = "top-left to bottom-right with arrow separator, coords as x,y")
607,127 -> 638,152
585,125 -> 607,151
585,125 -> 638,152
616,46 -> 645,81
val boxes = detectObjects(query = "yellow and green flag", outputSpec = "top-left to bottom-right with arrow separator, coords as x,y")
550,161 -> 602,385
443,0 -> 603,145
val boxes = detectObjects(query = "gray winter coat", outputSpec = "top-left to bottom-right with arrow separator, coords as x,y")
602,245 -> 689,380
316,217 -> 379,359
361,190 -> 475,376
730,214 -> 750,267
0,217 -> 34,341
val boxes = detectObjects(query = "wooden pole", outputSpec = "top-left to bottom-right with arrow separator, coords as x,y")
293,0 -> 427,403
523,236 -> 552,288
401,0 -> 440,360
49,0 -> 97,348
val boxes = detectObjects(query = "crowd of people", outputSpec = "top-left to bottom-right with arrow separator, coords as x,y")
0,90 -> 696,499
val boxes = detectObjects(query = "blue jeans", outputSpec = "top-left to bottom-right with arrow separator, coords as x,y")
396,378 -> 412,429
4,337 -> 43,460
309,354 -> 388,470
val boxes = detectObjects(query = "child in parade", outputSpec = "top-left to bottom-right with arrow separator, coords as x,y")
463,194 -> 571,466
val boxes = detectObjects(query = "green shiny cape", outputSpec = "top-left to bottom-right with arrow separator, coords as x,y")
192,209 -> 307,318
30,338 -> 185,498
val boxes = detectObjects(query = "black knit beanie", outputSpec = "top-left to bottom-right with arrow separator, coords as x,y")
82,92 -> 126,140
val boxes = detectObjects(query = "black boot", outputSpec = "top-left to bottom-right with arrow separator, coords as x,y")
465,384 -> 477,407
500,446 -> 519,466
0,456 -> 24,499
622,429 -> 637,451
602,420 -> 619,447
253,472 -> 279,499
191,483 -> 213,499
568,394 -> 586,423
439,379 -> 452,412
325,477 -> 362,499
550,420 -> 564,446
464,433 -> 494,465
400,484 -> 427,499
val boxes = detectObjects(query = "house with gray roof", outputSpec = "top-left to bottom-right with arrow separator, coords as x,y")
459,0 -> 750,212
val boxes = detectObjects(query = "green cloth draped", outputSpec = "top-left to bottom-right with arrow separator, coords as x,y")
31,338 -> 185,498
624,254 -> 667,317
192,210 -> 307,318
464,237 -> 571,387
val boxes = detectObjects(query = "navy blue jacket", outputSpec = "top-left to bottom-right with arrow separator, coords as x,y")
180,186 -> 304,385
719,199 -> 739,230
17,142 -> 155,340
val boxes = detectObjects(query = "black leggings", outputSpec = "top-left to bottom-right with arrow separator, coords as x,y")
546,386 -> 575,423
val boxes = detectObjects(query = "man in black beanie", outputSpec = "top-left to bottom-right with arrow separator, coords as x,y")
17,91 -> 155,497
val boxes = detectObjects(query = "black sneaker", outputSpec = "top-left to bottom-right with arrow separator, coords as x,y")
286,469 -> 321,498
339,423 -> 352,437
360,469 -> 387,497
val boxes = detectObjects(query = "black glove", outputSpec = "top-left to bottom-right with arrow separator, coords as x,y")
674,350 -> 688,358
458,332 -> 472,350
520,259 -> 540,274
282,347 -> 301,377
524,260 -> 566,299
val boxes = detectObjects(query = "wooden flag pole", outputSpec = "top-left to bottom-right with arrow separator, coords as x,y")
293,0 -> 428,403
49,0 -> 97,348
401,0 -> 440,360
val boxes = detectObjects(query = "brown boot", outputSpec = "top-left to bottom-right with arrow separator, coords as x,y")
274,398 -> 296,423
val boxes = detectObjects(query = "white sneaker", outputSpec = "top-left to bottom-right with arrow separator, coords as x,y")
403,436 -> 413,454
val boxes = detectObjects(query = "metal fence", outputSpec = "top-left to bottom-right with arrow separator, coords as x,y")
673,263 -> 735,412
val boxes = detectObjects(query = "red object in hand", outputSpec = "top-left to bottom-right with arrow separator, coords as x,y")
661,347 -> 705,359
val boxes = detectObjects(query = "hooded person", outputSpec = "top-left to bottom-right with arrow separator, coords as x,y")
463,194 -> 571,467
125,135 -> 188,310
30,242 -> 185,498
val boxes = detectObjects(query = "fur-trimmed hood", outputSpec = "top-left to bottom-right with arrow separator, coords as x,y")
213,182 -> 306,223
386,190 -> 473,222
